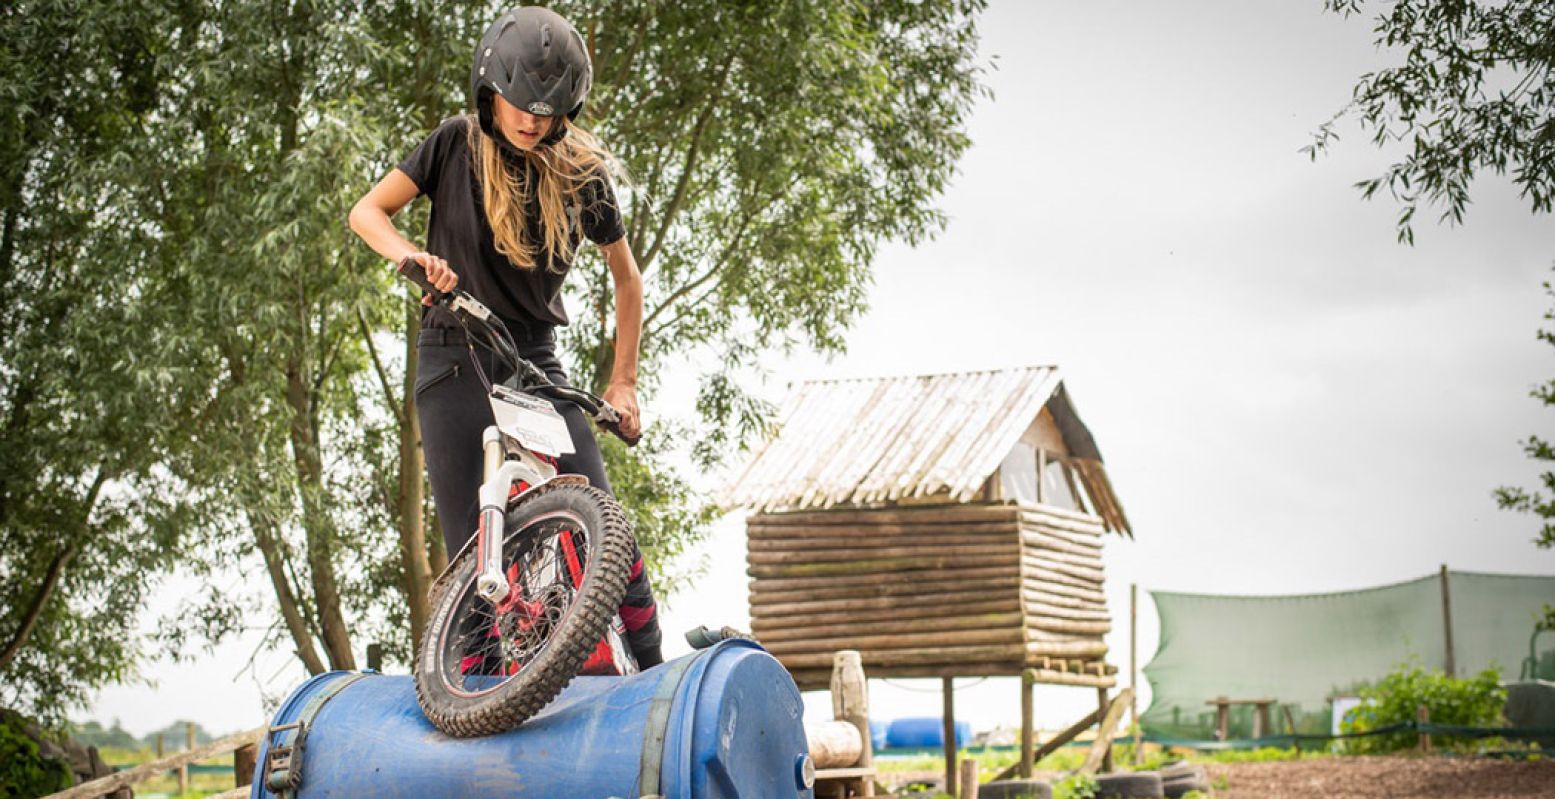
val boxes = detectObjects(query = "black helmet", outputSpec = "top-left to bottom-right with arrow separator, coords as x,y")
471,7 -> 592,144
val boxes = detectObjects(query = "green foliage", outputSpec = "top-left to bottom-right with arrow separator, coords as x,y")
1310,0 -> 1555,242
1339,661 -> 1505,753
1496,274 -> 1555,557
0,711 -> 72,797
67,719 -> 138,750
1052,772 -> 1099,799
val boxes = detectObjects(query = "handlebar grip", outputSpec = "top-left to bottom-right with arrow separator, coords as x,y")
397,255 -> 445,299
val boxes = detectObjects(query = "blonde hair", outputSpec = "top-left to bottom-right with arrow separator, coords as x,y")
466,114 -> 618,272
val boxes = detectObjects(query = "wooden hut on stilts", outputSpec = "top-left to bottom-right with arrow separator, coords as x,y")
723,366 -> 1134,795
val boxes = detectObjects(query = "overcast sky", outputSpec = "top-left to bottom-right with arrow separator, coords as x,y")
91,0 -> 1555,738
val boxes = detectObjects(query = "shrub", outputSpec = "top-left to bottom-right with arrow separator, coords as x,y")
0,711 -> 73,797
1339,661 -> 1504,753
1053,773 -> 1098,799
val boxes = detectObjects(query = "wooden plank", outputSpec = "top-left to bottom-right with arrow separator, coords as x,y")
752,505 -> 1020,527
1020,556 -> 1106,586
1080,687 -> 1133,775
1022,587 -> 1109,611
757,612 -> 1025,642
749,553 -> 1019,579
1019,529 -> 1102,557
1024,602 -> 1112,623
753,592 -> 1019,620
748,521 -> 1020,540
1017,540 -> 1105,571
753,573 -> 1021,604
777,644 -> 1029,670
787,663 -> 1116,691
747,528 -> 1018,549
1021,579 -> 1107,605
1024,640 -> 1110,657
748,542 -> 1017,566
765,627 -> 1024,655
757,604 -> 1021,635
754,564 -> 1020,593
45,727 -> 265,799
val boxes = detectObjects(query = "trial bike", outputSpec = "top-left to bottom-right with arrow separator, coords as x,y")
399,257 -> 641,738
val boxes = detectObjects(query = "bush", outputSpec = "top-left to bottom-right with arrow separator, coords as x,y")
1052,773 -> 1098,799
0,711 -> 73,798
1339,661 -> 1505,753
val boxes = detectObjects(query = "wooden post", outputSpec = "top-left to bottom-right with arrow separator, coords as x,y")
1130,583 -> 1141,765
1214,698 -> 1230,741
1251,702 -> 1268,739
1080,688 -> 1133,775
831,650 -> 873,797
234,743 -> 257,787
1439,565 -> 1456,678
1417,705 -> 1432,753
178,722 -> 193,795
367,642 -> 383,672
1096,686 -> 1113,772
1019,671 -> 1034,778
958,758 -> 980,799
155,734 -> 164,759
943,677 -> 957,798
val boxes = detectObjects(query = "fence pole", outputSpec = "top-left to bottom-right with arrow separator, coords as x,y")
1416,705 -> 1432,753
1439,565 -> 1456,678
1130,583 -> 1141,765
178,722 -> 193,794
943,678 -> 957,797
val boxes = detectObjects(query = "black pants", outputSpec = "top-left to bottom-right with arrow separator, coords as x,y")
415,326 -> 662,662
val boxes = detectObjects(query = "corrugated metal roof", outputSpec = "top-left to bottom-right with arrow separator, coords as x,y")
724,366 -> 1088,513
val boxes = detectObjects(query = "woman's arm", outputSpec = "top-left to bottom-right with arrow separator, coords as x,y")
348,169 -> 456,293
600,236 -> 643,439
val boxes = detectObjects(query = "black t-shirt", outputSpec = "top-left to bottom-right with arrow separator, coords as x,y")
396,116 -> 625,332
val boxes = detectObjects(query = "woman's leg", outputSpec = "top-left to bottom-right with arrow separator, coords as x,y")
415,343 -> 493,558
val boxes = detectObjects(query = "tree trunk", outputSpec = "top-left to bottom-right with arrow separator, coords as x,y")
285,363 -> 355,670
396,306 -> 432,648
0,470 -> 106,672
248,503 -> 326,676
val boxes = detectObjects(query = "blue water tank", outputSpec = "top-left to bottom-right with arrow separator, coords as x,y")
251,639 -> 813,798
884,717 -> 972,749
868,719 -> 888,752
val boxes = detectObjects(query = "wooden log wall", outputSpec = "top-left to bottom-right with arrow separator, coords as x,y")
748,502 -> 1116,690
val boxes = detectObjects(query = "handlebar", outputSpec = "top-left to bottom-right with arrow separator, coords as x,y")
397,256 -> 639,446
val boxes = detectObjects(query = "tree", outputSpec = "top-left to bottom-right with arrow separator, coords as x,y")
0,0 -> 198,724
1495,276 -> 1555,551
2,0 -> 990,703
1309,0 -> 1555,242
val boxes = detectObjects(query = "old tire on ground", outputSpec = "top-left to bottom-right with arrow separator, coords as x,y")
1096,770 -> 1165,798
980,778 -> 1053,799
414,482 -> 634,737
1159,762 -> 1202,781
1163,777 -> 1210,798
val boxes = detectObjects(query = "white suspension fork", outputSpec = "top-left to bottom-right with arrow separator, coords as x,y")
474,427 -> 547,603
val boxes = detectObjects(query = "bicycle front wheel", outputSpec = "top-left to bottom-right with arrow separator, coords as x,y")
414,481 -> 634,737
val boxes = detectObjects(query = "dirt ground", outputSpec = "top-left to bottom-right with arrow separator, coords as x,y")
1205,756 -> 1555,799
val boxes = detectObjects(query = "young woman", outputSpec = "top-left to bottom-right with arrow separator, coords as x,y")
348,6 -> 662,668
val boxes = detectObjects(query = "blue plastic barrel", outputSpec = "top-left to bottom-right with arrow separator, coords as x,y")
868,719 -> 888,752
883,717 -> 972,749
251,639 -> 813,799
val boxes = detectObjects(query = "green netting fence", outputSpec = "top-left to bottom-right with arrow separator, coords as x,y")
1141,570 -> 1555,740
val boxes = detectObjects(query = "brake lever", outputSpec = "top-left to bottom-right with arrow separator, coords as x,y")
591,401 -> 640,447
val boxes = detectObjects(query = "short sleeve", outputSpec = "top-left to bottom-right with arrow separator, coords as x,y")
579,170 -> 626,246
396,117 -> 467,197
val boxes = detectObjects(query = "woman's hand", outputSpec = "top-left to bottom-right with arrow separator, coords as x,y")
405,252 -> 457,304
602,382 -> 641,440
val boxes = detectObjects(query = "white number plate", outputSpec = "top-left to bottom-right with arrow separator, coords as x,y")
490,387 -> 575,457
